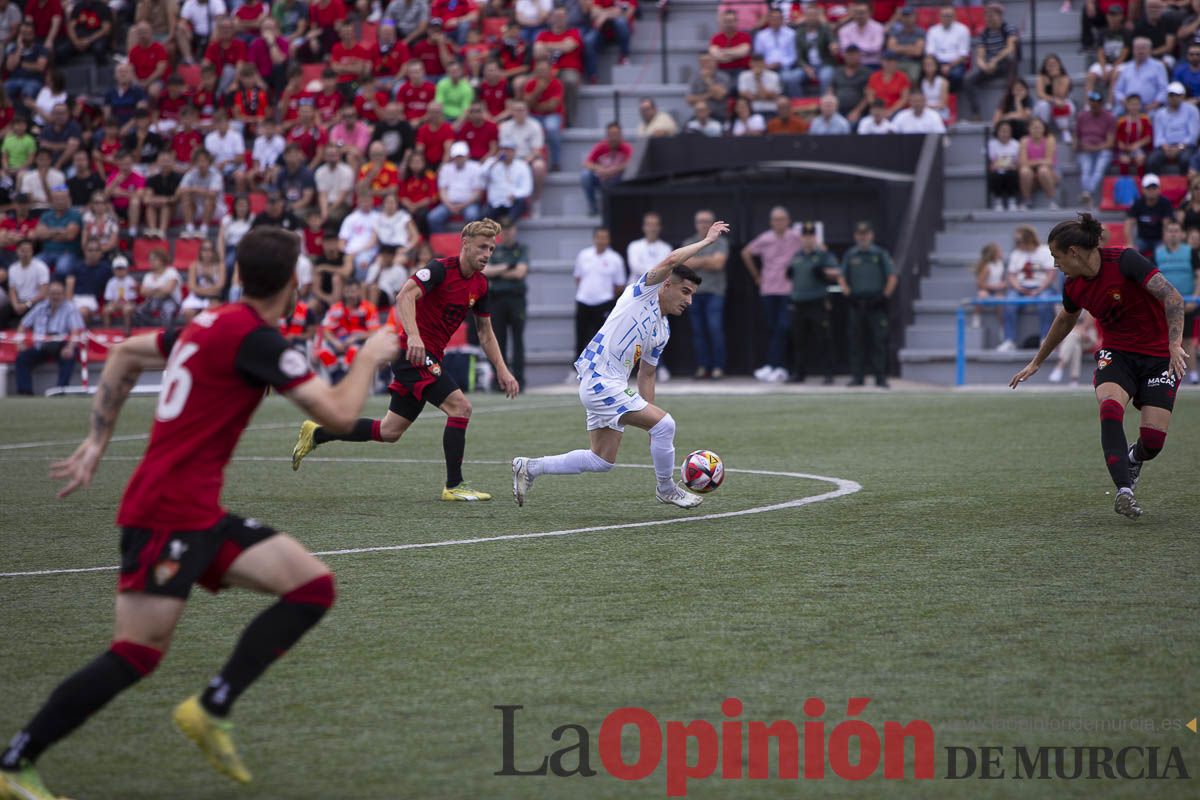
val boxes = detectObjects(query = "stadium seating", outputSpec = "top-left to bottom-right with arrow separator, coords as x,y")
132,239 -> 169,271
1103,222 -> 1128,247
430,233 -> 462,257
173,238 -> 202,266
1100,175 -> 1187,210
1159,175 -> 1188,206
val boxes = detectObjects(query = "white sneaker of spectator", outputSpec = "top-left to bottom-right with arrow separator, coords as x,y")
1048,366 -> 1064,383
993,200 -> 1004,211
996,339 -> 1016,353
1006,198 -> 1020,211
769,367 -> 788,383
753,365 -> 773,382
184,224 -> 197,238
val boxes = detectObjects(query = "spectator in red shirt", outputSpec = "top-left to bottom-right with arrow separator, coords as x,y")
580,122 -> 630,216
497,19 -> 530,83
313,69 -> 345,124
56,0 -> 110,64
171,105 -> 204,168
358,140 -> 401,202
249,16 -> 291,94
398,149 -> 438,235
430,0 -> 479,46
104,151 -> 145,237
521,58 -> 564,170
396,59 -> 437,124
355,74 -> 390,122
414,102 -> 456,168
24,0 -> 62,50
866,51 -> 911,118
709,9 -> 752,82
411,17 -> 457,78
308,0 -> 347,53
331,20 -> 372,84
374,21 -> 410,90
287,101 -> 329,163
155,76 -> 191,135
479,60 -> 512,123
457,101 -> 499,161
204,16 -> 249,93
127,22 -> 169,96
233,0 -> 268,41
533,8 -> 583,120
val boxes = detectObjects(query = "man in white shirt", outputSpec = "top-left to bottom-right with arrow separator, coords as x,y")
737,54 -> 782,115
7,238 -> 50,322
856,99 -> 894,134
754,7 -> 802,96
573,226 -> 626,360
314,145 -> 356,222
203,109 -> 244,186
626,212 -> 672,279
179,149 -> 225,238
338,191 -> 381,280
485,140 -> 533,222
925,5 -> 971,88
178,0 -> 228,64
498,100 -> 547,215
428,141 -> 485,232
890,91 -> 948,134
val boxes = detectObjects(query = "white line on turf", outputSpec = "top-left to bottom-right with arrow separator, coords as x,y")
0,400 -> 577,452
0,458 -> 861,578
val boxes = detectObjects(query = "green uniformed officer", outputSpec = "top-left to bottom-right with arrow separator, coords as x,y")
837,221 -> 897,388
788,221 -> 839,384
482,218 -> 530,387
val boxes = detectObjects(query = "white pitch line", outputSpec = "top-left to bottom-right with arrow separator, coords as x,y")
0,400 -> 576,453
0,460 -> 861,578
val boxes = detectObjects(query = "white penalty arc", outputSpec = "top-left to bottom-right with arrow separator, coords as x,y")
0,458 -> 862,579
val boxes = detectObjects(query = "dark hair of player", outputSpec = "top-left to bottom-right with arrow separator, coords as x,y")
672,265 -> 702,286
237,227 -> 301,299
1048,213 -> 1104,252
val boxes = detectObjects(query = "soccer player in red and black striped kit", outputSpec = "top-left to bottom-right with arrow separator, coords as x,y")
1011,214 -> 1188,519
291,218 -> 520,500
0,228 -> 398,800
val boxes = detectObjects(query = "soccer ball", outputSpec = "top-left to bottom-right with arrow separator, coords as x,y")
681,450 -> 724,494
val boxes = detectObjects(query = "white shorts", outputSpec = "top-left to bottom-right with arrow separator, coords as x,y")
72,294 -> 98,313
578,375 -> 648,432
181,294 -> 214,312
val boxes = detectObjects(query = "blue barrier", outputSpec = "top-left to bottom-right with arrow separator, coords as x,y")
954,295 -> 1200,386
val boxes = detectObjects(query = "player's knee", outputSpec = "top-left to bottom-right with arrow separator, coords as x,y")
447,395 -> 472,418
1099,398 -> 1124,421
110,639 -> 165,677
379,416 -> 407,442
1139,426 -> 1166,456
649,412 -> 676,440
283,572 -> 337,616
585,451 -> 615,472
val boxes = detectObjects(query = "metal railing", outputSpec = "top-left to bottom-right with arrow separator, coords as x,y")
953,294 -> 1199,385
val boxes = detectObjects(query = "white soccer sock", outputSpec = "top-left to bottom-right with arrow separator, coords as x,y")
648,414 -> 677,490
529,449 -> 613,477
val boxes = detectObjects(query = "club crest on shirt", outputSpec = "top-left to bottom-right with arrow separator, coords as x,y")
1109,289 -> 1122,303
469,294 -> 477,307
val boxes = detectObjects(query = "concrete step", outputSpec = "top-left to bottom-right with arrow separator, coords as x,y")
919,275 -> 977,302
904,323 -> 986,350
574,83 -> 690,129
899,347 -> 1065,386
516,216 -> 602,259
539,172 -> 595,216
943,163 -> 1083,210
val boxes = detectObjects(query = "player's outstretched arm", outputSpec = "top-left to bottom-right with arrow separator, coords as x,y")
1009,307 -> 1079,389
1143,272 -> 1189,379
475,315 -> 519,398
644,220 -> 731,286
287,330 -> 399,432
51,333 -> 167,498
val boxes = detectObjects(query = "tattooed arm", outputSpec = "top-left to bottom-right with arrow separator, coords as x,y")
1144,272 -> 1189,380
50,334 -> 168,498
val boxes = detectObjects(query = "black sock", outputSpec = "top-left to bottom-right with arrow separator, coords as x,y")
200,575 -> 333,718
314,418 -> 378,445
443,417 -> 469,488
1099,400 -> 1131,489
2,644 -> 157,768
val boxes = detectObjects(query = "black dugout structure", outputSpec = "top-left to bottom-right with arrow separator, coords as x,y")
603,134 -> 944,379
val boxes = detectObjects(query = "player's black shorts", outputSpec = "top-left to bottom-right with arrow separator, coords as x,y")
1093,348 -> 1178,411
118,514 -> 278,599
387,357 -> 460,421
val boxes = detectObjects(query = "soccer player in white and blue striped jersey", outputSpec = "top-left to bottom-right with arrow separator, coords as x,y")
512,220 -> 730,508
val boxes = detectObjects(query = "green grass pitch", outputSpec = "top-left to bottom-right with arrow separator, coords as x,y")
0,390 -> 1197,799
